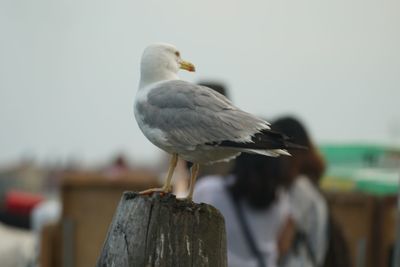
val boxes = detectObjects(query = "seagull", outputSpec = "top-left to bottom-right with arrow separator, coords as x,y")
134,43 -> 300,200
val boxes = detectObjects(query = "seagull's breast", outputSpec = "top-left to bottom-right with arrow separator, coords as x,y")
134,87 -> 171,151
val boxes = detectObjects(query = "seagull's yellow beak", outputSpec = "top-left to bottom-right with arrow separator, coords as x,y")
180,60 -> 196,72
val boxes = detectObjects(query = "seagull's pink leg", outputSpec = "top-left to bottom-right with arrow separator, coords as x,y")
184,163 -> 200,201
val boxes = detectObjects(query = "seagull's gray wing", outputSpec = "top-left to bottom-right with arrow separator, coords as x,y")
135,80 -> 269,148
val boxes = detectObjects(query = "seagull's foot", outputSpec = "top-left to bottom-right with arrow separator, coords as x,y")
178,195 -> 193,202
139,186 -> 172,196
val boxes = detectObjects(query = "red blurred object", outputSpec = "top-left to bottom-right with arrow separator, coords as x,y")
5,190 -> 44,215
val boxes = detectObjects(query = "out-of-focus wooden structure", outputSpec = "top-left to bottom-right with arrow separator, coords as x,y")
325,191 -> 397,267
40,222 -> 62,267
40,170 -> 159,267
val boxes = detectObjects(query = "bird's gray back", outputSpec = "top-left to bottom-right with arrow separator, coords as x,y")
135,80 -> 269,148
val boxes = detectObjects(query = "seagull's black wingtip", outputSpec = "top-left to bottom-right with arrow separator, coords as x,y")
206,128 -> 307,152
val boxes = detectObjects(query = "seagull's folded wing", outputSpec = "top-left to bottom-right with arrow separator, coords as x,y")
135,80 -> 270,149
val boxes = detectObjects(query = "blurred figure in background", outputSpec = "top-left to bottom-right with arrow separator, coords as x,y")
272,117 -> 327,267
273,116 -> 350,267
194,153 -> 293,267
103,154 -> 130,178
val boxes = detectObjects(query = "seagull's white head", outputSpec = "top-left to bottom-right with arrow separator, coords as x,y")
139,43 -> 195,89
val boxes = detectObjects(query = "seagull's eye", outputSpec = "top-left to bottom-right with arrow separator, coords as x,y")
175,51 -> 180,57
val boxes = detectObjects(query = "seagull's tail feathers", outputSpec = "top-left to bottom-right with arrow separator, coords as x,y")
208,129 -> 307,157
239,148 -> 291,157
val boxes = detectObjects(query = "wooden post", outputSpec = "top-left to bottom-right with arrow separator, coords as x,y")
96,192 -> 227,267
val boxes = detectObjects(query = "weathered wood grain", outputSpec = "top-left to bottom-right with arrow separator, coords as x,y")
96,192 -> 227,267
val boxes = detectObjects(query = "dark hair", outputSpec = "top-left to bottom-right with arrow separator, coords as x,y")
272,116 -> 311,148
271,116 -> 325,184
230,153 -> 282,209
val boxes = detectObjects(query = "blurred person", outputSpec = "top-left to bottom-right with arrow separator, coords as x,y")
104,154 -> 130,178
272,116 -> 350,267
194,153 -> 294,267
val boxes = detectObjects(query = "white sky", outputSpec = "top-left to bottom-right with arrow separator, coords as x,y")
0,0 -> 399,166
